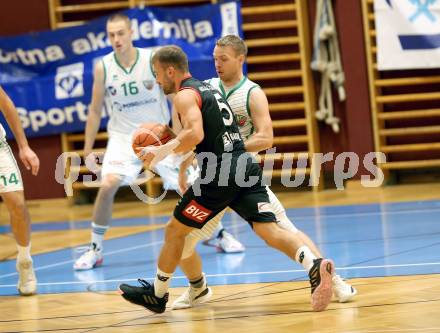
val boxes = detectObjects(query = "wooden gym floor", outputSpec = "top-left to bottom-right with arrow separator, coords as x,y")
1,182 -> 440,333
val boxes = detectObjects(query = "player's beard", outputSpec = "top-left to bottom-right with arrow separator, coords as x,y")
163,77 -> 176,94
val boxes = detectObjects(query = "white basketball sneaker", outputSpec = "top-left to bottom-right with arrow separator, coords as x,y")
332,274 -> 357,302
217,230 -> 245,253
172,277 -> 213,310
73,248 -> 103,271
16,258 -> 37,296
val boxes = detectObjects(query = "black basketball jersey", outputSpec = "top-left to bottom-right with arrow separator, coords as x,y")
179,77 -> 246,157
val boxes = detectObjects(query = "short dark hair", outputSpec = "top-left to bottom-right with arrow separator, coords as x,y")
107,12 -> 131,27
216,35 -> 247,56
152,45 -> 189,72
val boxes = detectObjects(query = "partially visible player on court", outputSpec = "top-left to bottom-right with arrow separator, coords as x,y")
171,35 -> 356,309
0,85 -> 39,295
73,13 -> 243,271
73,13 -> 171,270
119,45 -> 336,312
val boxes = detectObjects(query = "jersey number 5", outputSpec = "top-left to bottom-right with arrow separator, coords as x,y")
213,90 -> 234,126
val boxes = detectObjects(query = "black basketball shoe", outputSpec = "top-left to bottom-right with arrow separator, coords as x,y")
308,258 -> 334,312
119,279 -> 168,313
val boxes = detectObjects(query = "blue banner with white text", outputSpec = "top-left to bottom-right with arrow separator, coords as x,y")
0,1 -> 242,138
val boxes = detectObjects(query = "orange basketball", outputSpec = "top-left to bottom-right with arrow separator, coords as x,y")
132,123 -> 173,155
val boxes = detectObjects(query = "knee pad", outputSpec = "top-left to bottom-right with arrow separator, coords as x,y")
181,234 -> 199,259
277,216 -> 299,234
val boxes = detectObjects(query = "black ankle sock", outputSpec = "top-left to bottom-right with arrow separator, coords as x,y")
91,243 -> 101,252
190,276 -> 205,289
217,228 -> 225,238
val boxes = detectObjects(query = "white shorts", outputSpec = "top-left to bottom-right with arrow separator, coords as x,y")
0,140 -> 24,193
101,132 -> 143,185
101,132 -> 197,189
153,154 -> 199,191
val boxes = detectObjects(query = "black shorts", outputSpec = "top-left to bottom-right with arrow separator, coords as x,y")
174,162 -> 276,229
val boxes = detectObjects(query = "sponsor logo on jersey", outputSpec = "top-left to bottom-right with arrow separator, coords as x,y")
222,133 -> 232,147
222,131 -> 241,151
182,200 -> 212,223
236,114 -> 247,127
111,98 -> 158,113
55,62 -> 84,99
222,132 -> 241,143
123,98 -> 158,109
108,160 -> 124,166
113,102 -> 123,112
257,202 -> 272,213
108,86 -> 117,96
143,80 -> 154,90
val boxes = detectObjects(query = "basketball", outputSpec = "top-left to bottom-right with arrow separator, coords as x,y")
131,123 -> 173,155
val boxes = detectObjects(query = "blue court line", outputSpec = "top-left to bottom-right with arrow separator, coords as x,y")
1,199 -> 440,295
1,199 -> 439,233
0,240 -> 165,279
0,215 -> 171,233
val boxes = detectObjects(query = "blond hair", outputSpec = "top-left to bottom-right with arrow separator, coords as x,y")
216,35 -> 247,56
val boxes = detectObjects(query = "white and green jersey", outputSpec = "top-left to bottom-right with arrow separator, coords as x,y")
206,76 -> 259,140
0,123 -> 6,140
102,47 -> 170,135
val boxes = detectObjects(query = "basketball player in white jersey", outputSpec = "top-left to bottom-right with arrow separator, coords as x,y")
74,14 -> 243,270
171,35 -> 356,309
0,85 -> 39,295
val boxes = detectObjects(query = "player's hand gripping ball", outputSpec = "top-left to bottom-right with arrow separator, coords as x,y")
132,123 -> 173,166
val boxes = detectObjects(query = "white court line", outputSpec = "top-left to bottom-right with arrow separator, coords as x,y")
339,328 -> 440,333
1,206 -> 439,280
292,207 -> 440,220
0,261 -> 439,288
0,240 -> 164,280
339,262 -> 440,270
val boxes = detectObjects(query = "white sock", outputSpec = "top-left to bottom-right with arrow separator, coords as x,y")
17,243 -> 32,262
91,222 -> 108,251
154,268 -> 173,298
295,245 -> 317,272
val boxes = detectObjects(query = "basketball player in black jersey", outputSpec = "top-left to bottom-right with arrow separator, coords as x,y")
119,45 -> 335,313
